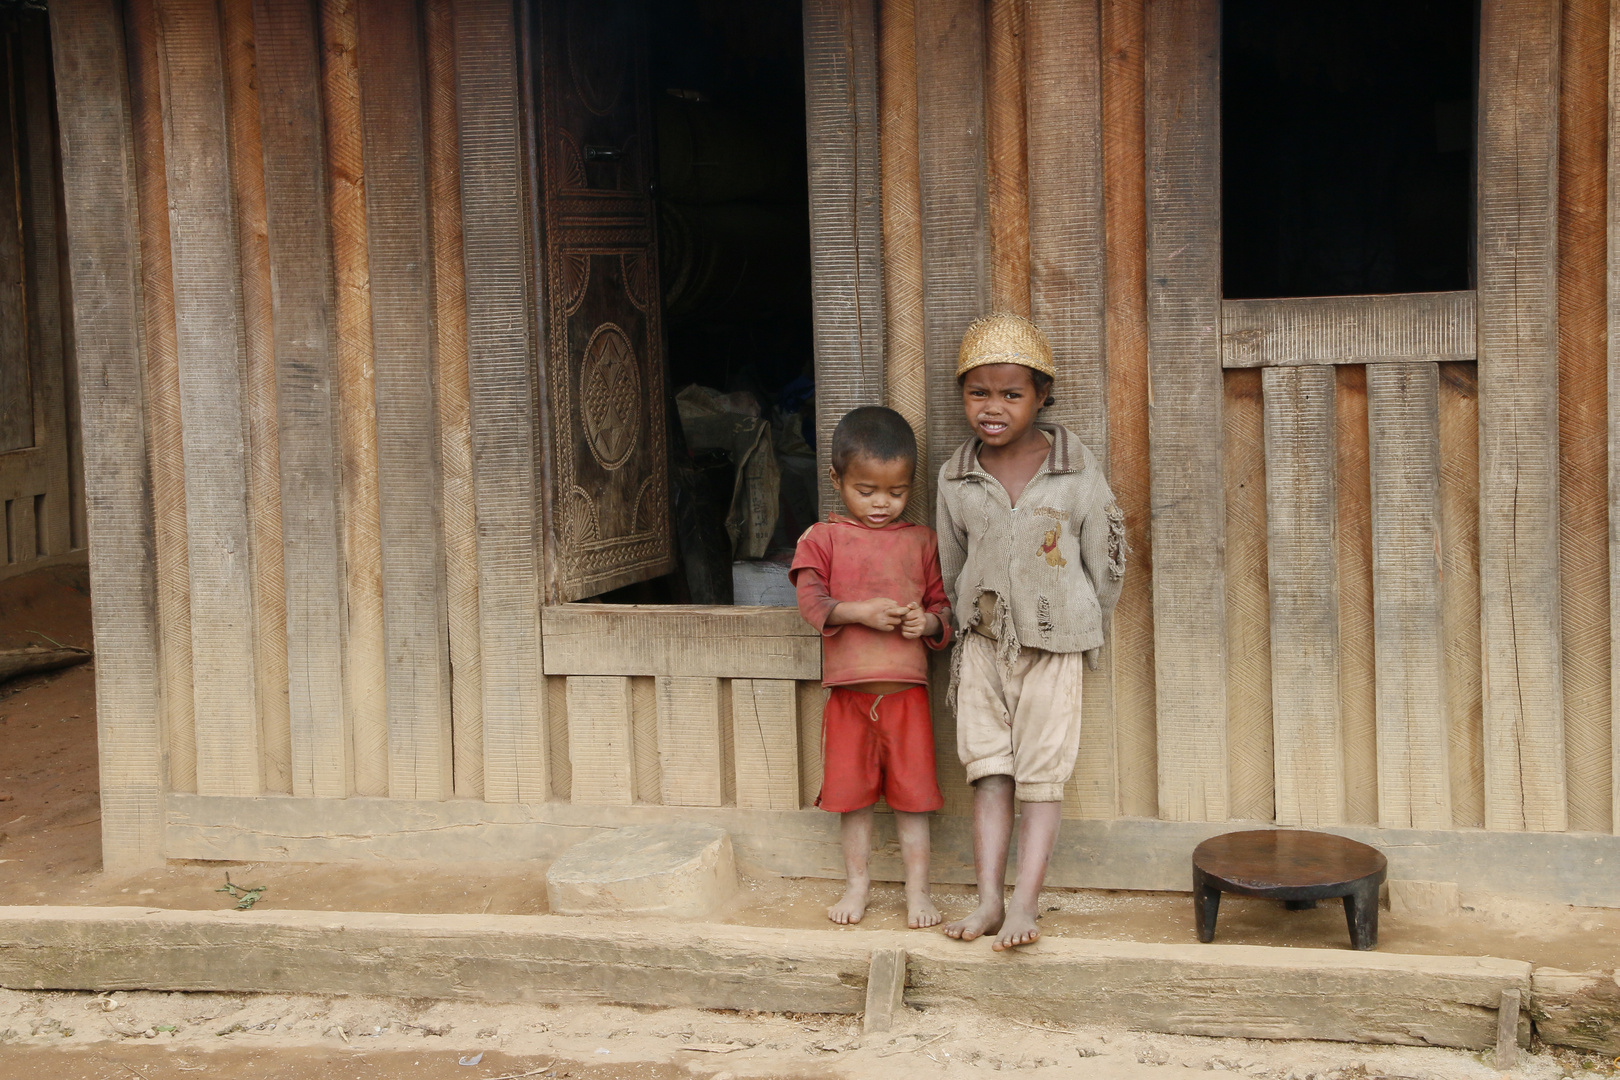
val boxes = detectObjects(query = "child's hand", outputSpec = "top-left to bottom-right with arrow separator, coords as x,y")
840,597 -> 908,632
899,602 -> 938,640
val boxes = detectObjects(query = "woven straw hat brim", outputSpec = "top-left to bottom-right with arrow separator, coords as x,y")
956,312 -> 1056,380
956,351 -> 1056,380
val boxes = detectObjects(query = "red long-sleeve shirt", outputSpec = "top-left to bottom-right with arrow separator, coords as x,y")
788,515 -> 953,688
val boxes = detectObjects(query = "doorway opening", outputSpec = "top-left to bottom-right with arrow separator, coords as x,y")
1220,0 -> 1476,299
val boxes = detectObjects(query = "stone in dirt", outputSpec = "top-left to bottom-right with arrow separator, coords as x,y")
545,823 -> 738,918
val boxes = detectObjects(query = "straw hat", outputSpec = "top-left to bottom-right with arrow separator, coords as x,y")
956,312 -> 1056,381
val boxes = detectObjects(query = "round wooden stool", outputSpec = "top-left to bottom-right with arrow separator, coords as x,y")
1192,830 -> 1388,950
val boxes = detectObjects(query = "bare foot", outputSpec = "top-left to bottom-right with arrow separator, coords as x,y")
828,881 -> 869,925
992,909 -> 1041,950
907,889 -> 942,929
943,900 -> 1003,940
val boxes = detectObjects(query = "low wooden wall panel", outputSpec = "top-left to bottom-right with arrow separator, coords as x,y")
1221,292 -> 1476,369
541,605 -> 819,680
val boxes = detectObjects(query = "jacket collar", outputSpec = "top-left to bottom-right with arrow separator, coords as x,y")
945,423 -> 1078,481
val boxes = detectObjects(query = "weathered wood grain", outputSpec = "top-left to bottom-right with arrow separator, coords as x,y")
1224,368 -> 1272,821
566,676 -> 635,806
251,0 -> 350,798
985,0 -> 1029,317
1263,366 -> 1342,827
1335,366 -> 1378,826
453,0 -> 546,804
732,679 -> 800,811
796,680 -> 825,810
1221,292 -> 1477,370
1609,0 -> 1620,834
1143,0 -> 1226,820
154,0 -> 262,796
321,0 -> 387,798
1367,363 -> 1451,829
356,0 -> 453,801
423,0 -> 483,801
541,605 -> 819,680
877,0 -> 928,514
1477,0 -> 1566,832
805,0 -> 886,512
1439,363 -> 1485,827
914,0 -> 987,482
221,0 -> 291,796
1025,0 -> 1111,819
547,674 -> 570,802
655,677 -> 724,808
1102,0 -> 1156,820
630,676 -> 660,806
50,0 -> 167,867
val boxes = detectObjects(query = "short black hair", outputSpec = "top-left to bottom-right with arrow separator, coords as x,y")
829,406 -> 917,475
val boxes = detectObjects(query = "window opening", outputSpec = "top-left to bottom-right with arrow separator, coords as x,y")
1221,0 -> 1476,299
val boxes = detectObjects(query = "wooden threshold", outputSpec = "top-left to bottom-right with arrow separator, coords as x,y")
1221,290 -> 1477,369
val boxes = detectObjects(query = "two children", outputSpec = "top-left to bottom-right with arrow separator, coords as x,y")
791,313 -> 1125,950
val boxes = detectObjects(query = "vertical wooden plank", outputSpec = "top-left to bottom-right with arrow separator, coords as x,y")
252,0 -> 350,799
732,678 -> 800,811
1368,362 -> 1452,830
1224,368 -> 1272,821
546,674 -> 569,802
985,0 -> 1029,317
1024,0 -> 1112,819
356,0 -> 453,801
1559,0 -> 1612,835
221,0 -> 291,796
1336,365 -> 1378,825
631,676 -> 659,805
50,0 -> 167,867
454,0 -> 546,803
566,675 -> 634,806
1102,0 -> 1156,819
877,0 -> 928,518
1440,362 -> 1485,827
1609,0 -> 1620,834
655,676 -> 723,808
320,0 -> 387,798
1478,0 -> 1567,832
797,680 -> 826,810
155,0 -> 262,796
1263,365 -> 1343,827
1143,0 -> 1226,820
423,0 -> 483,800
805,0 -> 886,512
125,0 -> 196,794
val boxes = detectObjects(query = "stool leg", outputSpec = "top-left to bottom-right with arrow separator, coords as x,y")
1193,867 -> 1221,943
1342,880 -> 1380,950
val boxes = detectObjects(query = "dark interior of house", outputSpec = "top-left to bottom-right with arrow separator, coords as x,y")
1221,0 -> 1476,299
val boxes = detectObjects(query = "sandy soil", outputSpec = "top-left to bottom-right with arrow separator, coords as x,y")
1,989 -> 1616,1080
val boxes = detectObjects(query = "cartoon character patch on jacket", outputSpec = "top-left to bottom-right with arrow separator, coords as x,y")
1037,527 -> 1067,568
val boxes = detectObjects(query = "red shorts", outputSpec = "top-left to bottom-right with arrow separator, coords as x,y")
817,685 -> 943,814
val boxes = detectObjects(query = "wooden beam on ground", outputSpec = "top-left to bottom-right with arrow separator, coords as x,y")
356,0 -> 453,801
1530,968 -> 1620,1055
49,0 -> 167,868
453,0 -> 547,804
1025,0 -> 1112,819
1367,363 -> 1451,830
655,677 -> 725,808
1262,366 -> 1343,826
541,605 -> 819,680
1143,0 -> 1226,820
732,679 -> 800,811
1221,292 -> 1476,369
804,0 -> 885,512
566,676 -> 635,806
251,0 -> 350,799
153,0 -> 262,796
1477,0 -> 1566,832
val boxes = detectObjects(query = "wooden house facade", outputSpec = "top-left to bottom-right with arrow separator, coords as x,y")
42,0 -> 1620,907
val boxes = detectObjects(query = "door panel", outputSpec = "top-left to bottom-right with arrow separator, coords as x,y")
531,0 -> 673,602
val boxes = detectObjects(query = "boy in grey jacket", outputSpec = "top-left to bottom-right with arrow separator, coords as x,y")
936,312 -> 1125,951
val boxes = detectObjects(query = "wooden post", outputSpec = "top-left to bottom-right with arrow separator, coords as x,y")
154,0 -> 262,797
1609,0 -> 1620,835
1495,987 -> 1521,1066
251,0 -> 351,799
804,0 -> 886,512
1477,0 -> 1566,832
356,0 -> 454,801
1143,0 -> 1227,820
863,947 -> 908,1034
50,0 -> 167,868
454,0 -> 547,803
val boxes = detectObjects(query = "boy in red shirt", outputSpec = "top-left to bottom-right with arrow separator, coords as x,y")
790,406 -> 952,928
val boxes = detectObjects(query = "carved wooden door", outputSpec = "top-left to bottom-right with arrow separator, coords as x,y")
531,0 -> 673,602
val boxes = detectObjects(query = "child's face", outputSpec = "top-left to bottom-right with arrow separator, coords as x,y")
830,454 -> 913,529
961,363 -> 1042,448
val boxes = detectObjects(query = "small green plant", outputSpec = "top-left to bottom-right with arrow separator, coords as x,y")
216,873 -> 267,910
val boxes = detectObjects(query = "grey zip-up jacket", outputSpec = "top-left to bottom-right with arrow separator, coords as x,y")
936,424 -> 1125,695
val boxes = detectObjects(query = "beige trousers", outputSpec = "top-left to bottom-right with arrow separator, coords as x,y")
954,632 -> 1084,802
